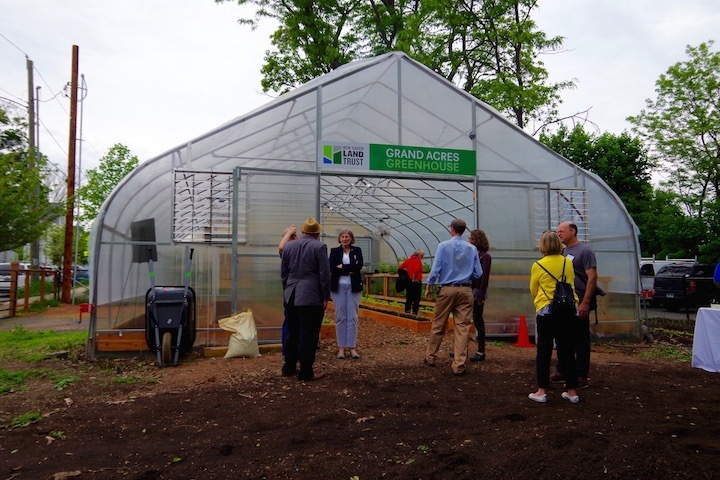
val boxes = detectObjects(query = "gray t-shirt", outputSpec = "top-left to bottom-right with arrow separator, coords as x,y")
563,242 -> 597,299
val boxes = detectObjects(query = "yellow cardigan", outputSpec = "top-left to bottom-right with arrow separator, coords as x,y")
529,254 -> 578,313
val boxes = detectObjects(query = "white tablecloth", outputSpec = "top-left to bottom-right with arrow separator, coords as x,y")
692,307 -> 720,372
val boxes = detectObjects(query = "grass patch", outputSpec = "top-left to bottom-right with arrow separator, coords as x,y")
17,278 -> 60,298
24,298 -> 62,313
111,375 -> 158,384
50,374 -> 79,390
4,411 -> 42,429
638,345 -> 692,363
0,369 -> 44,394
0,328 -> 84,397
49,430 -> 67,440
0,369 -> 79,395
649,326 -> 694,344
0,327 -> 86,362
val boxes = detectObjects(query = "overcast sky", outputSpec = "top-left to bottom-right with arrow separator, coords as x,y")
1,0 -> 718,179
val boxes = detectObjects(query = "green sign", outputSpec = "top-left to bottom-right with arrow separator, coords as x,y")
319,142 -> 476,176
369,144 -> 476,175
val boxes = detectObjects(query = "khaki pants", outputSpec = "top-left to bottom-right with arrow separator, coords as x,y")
425,286 -> 473,373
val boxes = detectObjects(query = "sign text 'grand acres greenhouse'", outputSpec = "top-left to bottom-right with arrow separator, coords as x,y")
319,142 -> 476,176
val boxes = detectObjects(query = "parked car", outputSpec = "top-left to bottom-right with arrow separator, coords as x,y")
652,262 -> 720,311
57,266 -> 89,286
0,262 -> 27,285
74,266 -> 89,282
639,258 -> 695,305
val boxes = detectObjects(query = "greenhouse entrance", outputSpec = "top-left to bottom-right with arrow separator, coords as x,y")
171,167 -> 481,316
167,166 -> 596,344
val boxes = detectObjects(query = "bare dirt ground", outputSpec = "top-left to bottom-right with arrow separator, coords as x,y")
1,304 -> 719,480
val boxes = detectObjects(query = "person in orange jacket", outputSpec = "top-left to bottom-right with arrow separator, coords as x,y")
399,248 -> 425,317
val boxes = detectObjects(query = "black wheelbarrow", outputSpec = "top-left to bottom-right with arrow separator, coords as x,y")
145,248 -> 196,367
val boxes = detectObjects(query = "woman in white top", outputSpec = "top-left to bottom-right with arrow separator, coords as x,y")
329,229 -> 364,359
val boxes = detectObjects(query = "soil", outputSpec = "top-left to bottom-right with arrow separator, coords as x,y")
1,305 -> 720,480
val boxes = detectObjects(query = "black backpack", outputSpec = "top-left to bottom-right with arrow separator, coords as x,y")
535,259 -> 576,316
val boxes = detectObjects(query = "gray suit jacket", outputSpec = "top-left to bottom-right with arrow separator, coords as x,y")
281,234 -> 331,306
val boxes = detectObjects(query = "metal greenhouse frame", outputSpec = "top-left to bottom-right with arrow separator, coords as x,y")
86,52 -> 642,358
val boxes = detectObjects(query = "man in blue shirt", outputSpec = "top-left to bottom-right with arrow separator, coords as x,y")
424,218 -> 483,375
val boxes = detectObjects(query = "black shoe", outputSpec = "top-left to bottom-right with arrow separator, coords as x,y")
423,358 -> 436,367
470,352 -> 485,362
454,370 -> 466,376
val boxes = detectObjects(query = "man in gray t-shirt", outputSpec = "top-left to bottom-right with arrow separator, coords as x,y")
555,221 -> 598,389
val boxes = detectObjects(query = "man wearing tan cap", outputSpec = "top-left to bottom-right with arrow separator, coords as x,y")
424,218 -> 483,376
281,217 -> 331,381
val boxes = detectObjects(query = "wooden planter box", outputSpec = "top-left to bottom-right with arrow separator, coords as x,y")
359,306 -> 435,333
320,323 -> 336,339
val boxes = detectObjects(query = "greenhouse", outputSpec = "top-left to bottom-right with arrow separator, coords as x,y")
85,51 -> 642,357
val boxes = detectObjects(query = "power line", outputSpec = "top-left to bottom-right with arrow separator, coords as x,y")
36,70 -> 68,117
0,32 -> 29,57
38,116 -> 67,158
2,35 -> 102,177
0,87 -> 25,104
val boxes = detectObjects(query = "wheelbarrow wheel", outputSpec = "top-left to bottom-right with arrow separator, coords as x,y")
161,332 -> 172,366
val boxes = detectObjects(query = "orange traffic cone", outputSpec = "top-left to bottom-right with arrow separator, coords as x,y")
514,314 -> 534,348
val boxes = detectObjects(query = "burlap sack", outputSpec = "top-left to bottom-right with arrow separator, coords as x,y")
218,309 -> 260,358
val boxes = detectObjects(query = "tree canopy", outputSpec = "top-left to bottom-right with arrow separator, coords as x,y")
77,143 -> 139,227
539,125 -> 674,256
43,223 -> 89,266
628,41 -> 720,262
218,0 -> 574,130
0,105 -> 60,253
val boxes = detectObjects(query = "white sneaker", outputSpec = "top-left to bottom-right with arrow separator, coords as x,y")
561,392 -> 580,404
528,392 -> 547,403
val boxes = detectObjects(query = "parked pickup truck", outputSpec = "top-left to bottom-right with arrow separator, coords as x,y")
652,262 -> 720,311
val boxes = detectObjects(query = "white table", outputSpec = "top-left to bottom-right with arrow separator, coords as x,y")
692,307 -> 720,372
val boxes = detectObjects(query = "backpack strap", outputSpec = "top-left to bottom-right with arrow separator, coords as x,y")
534,259 -> 569,301
535,261 -> 558,282
535,261 -> 554,301
535,258 -> 568,281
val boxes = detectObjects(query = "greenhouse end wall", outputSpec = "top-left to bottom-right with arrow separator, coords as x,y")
86,52 -> 642,356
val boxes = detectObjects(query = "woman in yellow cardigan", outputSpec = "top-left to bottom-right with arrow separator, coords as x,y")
528,230 -> 581,404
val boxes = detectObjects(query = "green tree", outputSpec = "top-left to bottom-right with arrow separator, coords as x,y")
43,223 -> 89,266
218,0 -> 573,129
628,41 -> 720,262
541,125 -> 653,208
635,189 -> 704,260
464,0 -> 574,130
0,105 -> 61,253
538,125 -> 682,257
77,144 -> 139,227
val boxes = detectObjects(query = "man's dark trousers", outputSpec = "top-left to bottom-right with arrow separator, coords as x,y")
283,302 -> 323,380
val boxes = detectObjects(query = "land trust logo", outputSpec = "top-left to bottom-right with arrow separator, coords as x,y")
323,143 -> 367,168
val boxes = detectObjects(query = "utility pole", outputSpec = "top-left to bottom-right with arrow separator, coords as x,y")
27,58 -> 35,154
72,74 -> 87,305
35,86 -> 40,152
27,57 -> 40,269
62,45 -> 79,304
